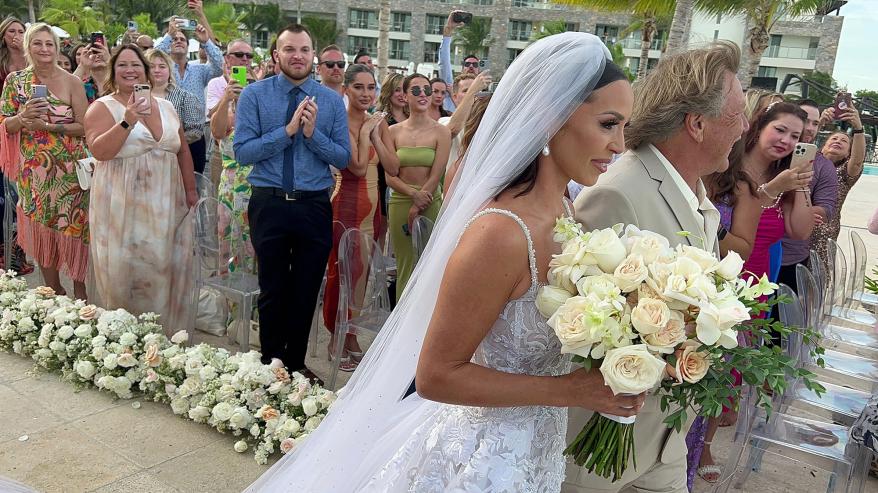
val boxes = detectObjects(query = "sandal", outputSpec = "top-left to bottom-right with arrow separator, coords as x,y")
697,465 -> 722,483
327,347 -> 358,372
346,349 -> 364,364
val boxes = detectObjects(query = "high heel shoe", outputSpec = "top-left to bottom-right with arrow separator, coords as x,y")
346,349 -> 364,364
327,346 -> 358,372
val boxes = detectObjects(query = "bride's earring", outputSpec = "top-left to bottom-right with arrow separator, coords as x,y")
542,143 -> 550,156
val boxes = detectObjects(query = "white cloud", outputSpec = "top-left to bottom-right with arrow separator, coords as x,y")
832,3 -> 877,93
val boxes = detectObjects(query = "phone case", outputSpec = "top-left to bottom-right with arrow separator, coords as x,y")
134,86 -> 151,115
791,142 -> 817,172
32,85 -> 47,100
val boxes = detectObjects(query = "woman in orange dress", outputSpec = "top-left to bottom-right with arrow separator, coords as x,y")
323,64 -> 399,372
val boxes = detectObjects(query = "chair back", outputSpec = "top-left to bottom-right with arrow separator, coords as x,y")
795,264 -> 820,335
412,215 -> 435,262
337,228 -> 391,316
850,230 -> 868,299
194,172 -> 215,200
777,283 -> 805,366
809,249 -> 828,323
826,239 -> 848,313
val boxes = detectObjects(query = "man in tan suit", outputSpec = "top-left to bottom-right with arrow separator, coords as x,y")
564,42 -> 749,493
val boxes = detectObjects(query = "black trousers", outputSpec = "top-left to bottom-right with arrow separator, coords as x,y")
248,188 -> 332,370
189,136 -> 206,174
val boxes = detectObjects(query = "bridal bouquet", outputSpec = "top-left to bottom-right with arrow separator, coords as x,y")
537,218 -> 823,481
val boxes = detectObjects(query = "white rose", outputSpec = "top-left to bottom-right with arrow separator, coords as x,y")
199,365 -> 218,381
280,437 -> 296,454
642,311 -> 688,354
535,285 -> 574,318
547,296 -> 611,358
75,360 -> 96,379
695,304 -> 739,348
686,274 -> 718,301
668,340 -> 712,384
48,341 -> 67,352
57,325 -> 74,340
304,416 -> 323,432
91,335 -> 107,347
587,228 -> 628,273
679,245 -> 719,272
625,227 -> 672,265
714,250 -> 744,281
630,298 -> 671,335
119,332 -> 137,346
613,254 -> 648,293
229,407 -> 252,429
599,344 -> 667,395
250,424 -> 261,437
300,396 -> 318,416
91,346 -> 108,361
103,354 -> 118,369
144,369 -> 158,383
188,405 -> 211,421
548,237 -> 594,293
117,353 -> 137,368
233,440 -> 249,453
267,381 -> 285,395
170,398 -> 190,415
576,273 -> 622,300
170,330 -> 189,345
73,324 -> 93,338
281,418 -> 301,435
211,402 -> 234,422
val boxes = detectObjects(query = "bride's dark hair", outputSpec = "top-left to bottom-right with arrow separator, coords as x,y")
501,61 -> 628,198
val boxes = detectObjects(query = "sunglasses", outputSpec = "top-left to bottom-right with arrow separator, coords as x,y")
228,52 -> 253,59
321,60 -> 346,69
463,61 -> 479,68
410,85 -> 433,97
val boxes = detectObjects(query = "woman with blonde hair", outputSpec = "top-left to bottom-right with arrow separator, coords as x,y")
145,49 -> 202,146
377,72 -> 408,125
0,23 -> 90,298
744,88 -> 783,119
0,17 -> 26,90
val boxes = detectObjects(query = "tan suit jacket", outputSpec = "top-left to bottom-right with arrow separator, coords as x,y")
564,146 -> 717,493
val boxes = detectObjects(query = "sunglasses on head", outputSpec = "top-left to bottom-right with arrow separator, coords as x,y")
410,85 -> 433,97
463,61 -> 479,68
228,51 -> 253,59
321,60 -> 346,69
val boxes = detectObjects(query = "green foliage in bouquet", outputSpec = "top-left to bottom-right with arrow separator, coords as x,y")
658,294 -> 826,433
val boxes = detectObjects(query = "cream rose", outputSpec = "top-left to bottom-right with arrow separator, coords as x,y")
548,237 -> 596,293
535,285 -> 574,318
117,352 -> 137,368
234,440 -> 248,453
211,402 -> 234,422
78,305 -> 98,320
714,250 -> 744,281
304,416 -> 323,432
119,332 -> 136,346
144,344 -> 162,367
34,286 -> 55,297
280,437 -> 296,454
625,227 -> 672,265
587,228 -> 628,273
642,311 -> 688,354
599,344 -> 667,395
668,340 -> 711,384
576,274 -> 622,300
679,245 -> 719,272
630,298 -> 671,335
75,360 -> 96,379
613,254 -> 648,293
229,407 -> 252,429
301,396 -> 319,416
547,296 -> 613,358
170,330 -> 189,345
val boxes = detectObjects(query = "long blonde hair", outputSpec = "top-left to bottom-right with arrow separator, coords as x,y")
377,72 -> 408,117
0,17 -> 25,74
23,23 -> 60,68
625,41 -> 741,150
744,89 -> 783,120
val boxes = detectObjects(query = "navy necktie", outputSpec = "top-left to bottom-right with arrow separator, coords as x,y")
282,87 -> 301,193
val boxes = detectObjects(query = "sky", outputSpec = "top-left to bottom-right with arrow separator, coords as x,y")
831,1 -> 876,94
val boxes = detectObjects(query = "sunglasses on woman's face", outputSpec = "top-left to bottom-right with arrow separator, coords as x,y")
410,85 -> 433,97
321,60 -> 345,69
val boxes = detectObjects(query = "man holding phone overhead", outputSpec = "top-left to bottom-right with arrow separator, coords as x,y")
439,9 -> 481,113
233,24 -> 350,378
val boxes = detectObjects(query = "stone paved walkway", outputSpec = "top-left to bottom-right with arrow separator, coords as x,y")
3,175 -> 878,492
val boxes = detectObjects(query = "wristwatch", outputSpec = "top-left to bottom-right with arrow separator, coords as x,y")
852,127 -> 865,134
119,120 -> 131,130
717,226 -> 728,241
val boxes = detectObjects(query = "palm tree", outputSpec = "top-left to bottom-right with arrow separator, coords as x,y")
240,3 -> 282,47
40,0 -> 104,38
106,0 -> 184,32
665,0 -> 694,54
202,2 -> 244,44
697,0 -> 826,88
554,0 -> 676,79
300,16 -> 341,52
454,17 -> 491,60
377,0 -> 390,81
530,20 -> 573,42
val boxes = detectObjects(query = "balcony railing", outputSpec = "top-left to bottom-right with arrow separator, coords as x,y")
434,0 -> 494,5
511,0 -> 563,8
617,37 -> 665,51
765,45 -> 817,60
508,29 -> 532,41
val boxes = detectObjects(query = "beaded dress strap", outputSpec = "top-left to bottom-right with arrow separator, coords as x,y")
462,208 -> 539,289
563,199 -> 573,218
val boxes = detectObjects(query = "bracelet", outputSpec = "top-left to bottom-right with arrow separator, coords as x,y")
757,183 -> 782,209
852,128 -> 865,135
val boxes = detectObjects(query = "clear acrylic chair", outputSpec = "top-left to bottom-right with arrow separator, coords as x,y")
714,383 -> 871,493
192,197 -> 260,353
327,228 -> 392,390
848,230 -> 878,309
308,221 -> 347,359
194,171 -> 216,200
777,282 -> 871,427
412,215 -> 435,263
826,239 -> 876,327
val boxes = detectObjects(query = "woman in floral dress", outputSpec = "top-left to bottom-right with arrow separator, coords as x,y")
0,23 -> 89,299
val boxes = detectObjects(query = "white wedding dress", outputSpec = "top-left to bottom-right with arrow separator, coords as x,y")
359,208 -> 571,492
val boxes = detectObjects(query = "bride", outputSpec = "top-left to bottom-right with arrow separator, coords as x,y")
248,32 -> 639,492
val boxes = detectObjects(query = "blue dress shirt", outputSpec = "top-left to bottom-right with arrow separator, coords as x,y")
439,36 -> 456,113
156,35 -> 223,118
233,75 -> 350,191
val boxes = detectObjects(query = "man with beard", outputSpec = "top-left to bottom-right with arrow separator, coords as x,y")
233,24 -> 351,378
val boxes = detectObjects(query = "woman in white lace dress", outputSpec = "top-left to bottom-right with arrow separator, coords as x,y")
249,33 -> 639,493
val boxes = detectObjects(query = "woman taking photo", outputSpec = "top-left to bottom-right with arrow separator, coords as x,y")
84,44 -> 198,333
386,73 -> 451,301
0,23 -> 90,299
323,64 -> 399,372
146,49 -> 202,147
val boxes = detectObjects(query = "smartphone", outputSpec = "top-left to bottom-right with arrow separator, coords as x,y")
230,66 -> 248,87
127,21 -> 137,32
176,18 -> 197,31
90,31 -> 105,46
478,59 -> 490,72
791,142 -> 817,173
452,11 -> 473,24
31,84 -> 47,100
134,84 -> 151,115
833,91 -> 852,119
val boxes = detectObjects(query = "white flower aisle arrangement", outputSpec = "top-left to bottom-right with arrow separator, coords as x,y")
0,272 -> 335,464
537,217 -> 824,482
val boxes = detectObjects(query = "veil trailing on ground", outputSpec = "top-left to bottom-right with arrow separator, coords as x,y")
247,32 -> 611,492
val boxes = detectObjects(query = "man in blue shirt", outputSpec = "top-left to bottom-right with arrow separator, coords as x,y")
234,24 -> 350,374
439,10 -> 481,113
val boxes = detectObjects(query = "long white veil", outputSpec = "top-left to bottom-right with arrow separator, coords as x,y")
247,32 -> 610,492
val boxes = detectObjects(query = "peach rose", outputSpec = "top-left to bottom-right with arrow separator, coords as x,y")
35,286 -> 55,297
272,367 -> 291,384
78,305 -> 98,320
144,344 -> 162,367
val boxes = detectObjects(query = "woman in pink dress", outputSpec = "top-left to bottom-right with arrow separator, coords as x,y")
693,102 -> 815,487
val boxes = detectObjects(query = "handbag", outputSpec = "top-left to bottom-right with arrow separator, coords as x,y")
75,149 -> 96,190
